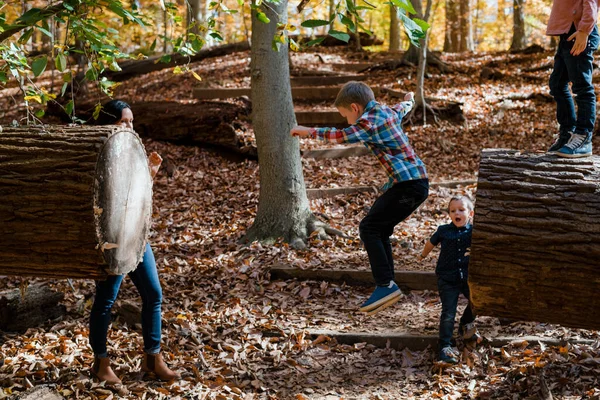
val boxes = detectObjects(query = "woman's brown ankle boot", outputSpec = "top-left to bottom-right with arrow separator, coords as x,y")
141,353 -> 180,381
91,356 -> 122,385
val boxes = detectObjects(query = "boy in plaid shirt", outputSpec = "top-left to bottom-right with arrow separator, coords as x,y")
291,81 -> 429,315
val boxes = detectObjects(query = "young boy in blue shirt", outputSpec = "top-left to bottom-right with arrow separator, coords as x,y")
419,195 -> 479,364
291,81 -> 429,315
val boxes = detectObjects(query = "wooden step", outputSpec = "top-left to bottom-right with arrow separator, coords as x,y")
290,74 -> 366,86
307,330 -> 595,352
295,110 -> 346,126
305,180 -> 477,199
194,86 -> 381,101
269,266 -> 438,291
328,62 -> 372,72
302,145 -> 370,159
306,185 -> 377,199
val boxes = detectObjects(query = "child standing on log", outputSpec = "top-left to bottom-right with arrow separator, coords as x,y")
419,195 -> 479,364
291,81 -> 429,315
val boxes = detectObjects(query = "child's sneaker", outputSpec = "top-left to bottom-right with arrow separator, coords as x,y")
557,132 -> 592,158
439,346 -> 458,364
359,281 -> 402,314
458,322 -> 478,340
547,131 -> 572,154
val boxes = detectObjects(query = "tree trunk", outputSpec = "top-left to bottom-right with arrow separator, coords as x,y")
469,149 -> 600,330
0,284 -> 66,332
444,0 -> 459,52
459,0 -> 473,51
243,0 -> 314,248
0,126 -> 152,278
509,0 -> 526,51
403,0 -> 424,64
389,4 -> 401,52
187,0 -> 204,35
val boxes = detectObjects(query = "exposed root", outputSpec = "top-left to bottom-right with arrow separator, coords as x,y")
308,218 -> 350,240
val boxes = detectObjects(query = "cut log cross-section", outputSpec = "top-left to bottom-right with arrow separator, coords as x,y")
0,126 -> 153,279
469,149 -> 600,330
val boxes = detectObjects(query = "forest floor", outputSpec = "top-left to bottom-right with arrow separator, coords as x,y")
1,46 -> 600,399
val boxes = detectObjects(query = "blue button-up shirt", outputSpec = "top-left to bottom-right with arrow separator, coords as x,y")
430,223 -> 472,279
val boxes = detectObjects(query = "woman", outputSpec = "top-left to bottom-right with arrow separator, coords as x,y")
90,100 -> 179,384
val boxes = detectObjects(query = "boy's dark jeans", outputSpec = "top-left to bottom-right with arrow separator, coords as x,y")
438,275 -> 475,349
549,24 -> 599,136
359,179 -> 429,286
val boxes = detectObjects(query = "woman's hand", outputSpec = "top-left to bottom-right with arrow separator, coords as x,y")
148,152 -> 162,179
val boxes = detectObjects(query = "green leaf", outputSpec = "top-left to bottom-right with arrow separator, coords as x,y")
150,38 -> 157,52
209,32 -> 223,40
109,59 -> 121,72
31,56 -> 47,77
93,103 -> 102,120
62,72 -> 72,83
19,28 -> 34,44
340,14 -> 356,32
65,100 -> 73,116
85,67 -> 98,81
346,0 -> 356,12
37,26 -> 52,38
34,109 -> 45,118
0,71 -> 7,83
159,54 -> 172,63
256,11 -> 270,24
55,53 -> 67,72
413,18 -> 430,33
391,0 -> 416,14
61,82 -> 68,97
301,19 -> 330,28
397,10 -> 426,46
328,29 -> 351,43
304,36 -> 326,47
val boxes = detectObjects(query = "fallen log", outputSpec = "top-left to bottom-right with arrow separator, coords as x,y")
103,41 -> 250,81
0,285 -> 66,332
131,101 -> 255,156
0,126 -> 153,278
469,149 -> 600,330
290,32 -> 383,47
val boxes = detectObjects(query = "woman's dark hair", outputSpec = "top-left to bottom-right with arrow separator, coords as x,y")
96,100 -> 131,125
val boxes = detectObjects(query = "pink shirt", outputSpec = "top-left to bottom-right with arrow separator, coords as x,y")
547,0 -> 599,35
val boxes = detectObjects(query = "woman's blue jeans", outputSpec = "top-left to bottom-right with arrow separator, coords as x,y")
549,24 -> 600,136
89,243 -> 163,357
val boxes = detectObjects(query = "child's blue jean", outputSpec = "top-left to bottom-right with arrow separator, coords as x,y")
549,24 -> 599,136
89,243 -> 163,357
438,275 -> 474,349
359,179 -> 429,286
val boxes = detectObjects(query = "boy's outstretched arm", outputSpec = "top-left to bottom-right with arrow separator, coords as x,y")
290,119 -> 372,144
418,240 -> 436,261
291,126 -> 312,138
392,92 -> 415,120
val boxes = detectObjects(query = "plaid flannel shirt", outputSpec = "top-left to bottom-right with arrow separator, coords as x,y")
309,99 -> 428,190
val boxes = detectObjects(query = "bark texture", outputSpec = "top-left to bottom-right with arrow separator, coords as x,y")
389,4 -> 401,52
0,285 -> 66,332
0,126 -> 152,278
469,149 -> 600,330
243,0 -> 314,248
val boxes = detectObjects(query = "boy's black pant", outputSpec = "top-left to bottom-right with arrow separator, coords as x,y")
438,275 -> 475,349
359,179 -> 429,286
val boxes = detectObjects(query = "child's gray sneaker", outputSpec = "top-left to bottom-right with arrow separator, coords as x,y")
439,346 -> 458,364
547,131 -> 572,154
459,322 -> 481,341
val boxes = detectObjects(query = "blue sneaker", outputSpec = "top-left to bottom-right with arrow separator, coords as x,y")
547,131 -> 572,154
359,281 -> 402,314
557,133 -> 592,158
439,347 -> 459,364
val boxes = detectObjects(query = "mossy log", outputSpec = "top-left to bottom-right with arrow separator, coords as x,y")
469,149 -> 600,330
0,126 -> 153,278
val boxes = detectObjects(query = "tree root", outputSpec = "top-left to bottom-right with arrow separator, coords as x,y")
406,102 -> 440,126
307,218 -> 350,241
